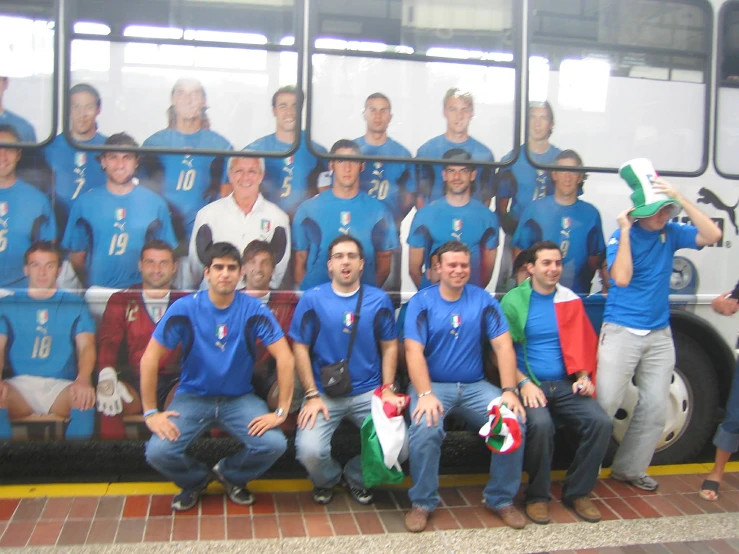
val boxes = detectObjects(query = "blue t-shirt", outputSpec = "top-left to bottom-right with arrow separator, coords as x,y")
604,222 -> 700,329
0,290 -> 95,380
61,185 -> 177,289
407,198 -> 499,288
0,180 -> 56,288
514,289 -> 567,381
512,196 -> 605,294
416,135 -> 494,203
289,284 -> 396,396
292,191 -> 399,290
244,131 -> 327,216
143,129 -> 233,240
354,136 -> 416,222
153,291 -> 283,397
404,284 -> 508,383
496,145 -> 562,223
0,110 -> 37,143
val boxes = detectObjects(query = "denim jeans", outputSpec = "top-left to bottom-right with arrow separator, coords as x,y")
524,379 -> 612,504
714,359 -> 739,453
145,393 -> 287,490
407,381 -> 525,512
295,390 -> 375,489
596,323 -> 675,479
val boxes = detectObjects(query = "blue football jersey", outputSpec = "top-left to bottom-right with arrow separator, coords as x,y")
416,135 -> 494,203
61,186 -> 177,289
0,110 -> 37,143
153,290 -> 284,397
404,284 -> 508,383
407,198 -> 499,288
512,196 -> 605,294
292,191 -> 399,290
142,129 -> 233,240
0,290 -> 95,380
0,180 -> 56,288
354,136 -> 416,223
244,131 -> 327,216
289,283 -> 396,396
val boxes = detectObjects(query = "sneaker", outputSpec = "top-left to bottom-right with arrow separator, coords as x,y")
343,478 -> 374,505
212,462 -> 256,506
312,487 -> 334,505
171,488 -> 203,512
612,473 -> 659,492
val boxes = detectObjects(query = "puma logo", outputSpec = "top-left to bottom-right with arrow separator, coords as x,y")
697,188 -> 738,235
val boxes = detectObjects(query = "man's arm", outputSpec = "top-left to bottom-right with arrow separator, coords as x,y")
375,250 -> 393,287
406,338 -> 444,426
712,288 -> 739,316
140,338 -> 180,441
69,251 -> 88,287
293,341 -> 329,429
490,332 -> 525,420
610,209 -> 634,287
97,297 -> 126,370
408,247 -> 425,290
480,247 -> 497,288
69,332 -> 96,410
652,178 -> 722,247
248,337 -> 294,436
293,250 -> 307,287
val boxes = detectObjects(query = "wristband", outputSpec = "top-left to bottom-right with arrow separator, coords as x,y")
418,390 -> 433,398
501,387 -> 518,394
304,388 -> 318,396
381,383 -> 397,393
305,391 -> 321,400
143,409 -> 159,419
517,378 -> 531,389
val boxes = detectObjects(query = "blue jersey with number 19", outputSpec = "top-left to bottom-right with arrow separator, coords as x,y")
0,290 -> 95,380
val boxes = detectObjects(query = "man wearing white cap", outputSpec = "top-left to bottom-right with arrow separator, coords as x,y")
596,159 -> 722,491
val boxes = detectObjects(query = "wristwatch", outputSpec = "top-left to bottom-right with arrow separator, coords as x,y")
501,387 -> 518,395
274,408 -> 285,419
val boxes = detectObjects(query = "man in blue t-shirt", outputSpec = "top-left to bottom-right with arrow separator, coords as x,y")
416,88 -> 494,206
402,241 -> 526,532
292,139 -> 399,290
0,242 -> 96,440
501,241 -> 611,525
291,235 -> 403,506
62,133 -> 177,292
0,125 -> 56,289
143,242 -> 294,512
596,176 -> 722,492
0,77 -> 36,143
243,85 -> 327,219
408,148 -> 499,290
512,150 -> 605,295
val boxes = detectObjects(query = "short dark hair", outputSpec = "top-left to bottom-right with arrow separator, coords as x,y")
242,240 -> 275,266
330,139 -> 361,155
104,132 -> 139,149
24,241 -> 63,266
528,241 -> 562,264
140,240 -> 175,261
442,148 -> 473,168
204,242 -> 242,268
365,92 -> 391,109
272,85 -> 302,108
436,241 -> 471,263
328,235 -> 364,260
0,124 -> 21,142
513,248 -> 531,273
70,83 -> 101,108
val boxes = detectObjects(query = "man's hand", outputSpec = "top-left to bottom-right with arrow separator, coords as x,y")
412,393 -> 444,427
712,294 -> 739,316
248,412 -> 285,436
145,411 -> 181,441
501,390 -> 526,422
572,375 -> 595,396
96,367 -> 134,416
70,379 -> 96,411
298,397 -> 330,430
381,388 -> 408,412
650,177 -> 679,200
617,208 -> 634,231
519,382 -> 547,408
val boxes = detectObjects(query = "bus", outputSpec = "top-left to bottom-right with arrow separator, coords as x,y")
0,0 -> 736,466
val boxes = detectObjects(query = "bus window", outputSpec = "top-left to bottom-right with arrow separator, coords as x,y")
528,0 -> 711,174
0,0 -> 57,146
715,1 -> 739,178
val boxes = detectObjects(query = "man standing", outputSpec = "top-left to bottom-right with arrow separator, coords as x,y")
0,242 -> 95,440
143,242 -> 294,511
596,168 -> 722,491
290,235 -> 402,505
0,77 -> 36,142
501,241 -> 612,524
188,156 -> 290,290
403,241 -> 526,532
292,139 -> 398,290
408,149 -> 499,290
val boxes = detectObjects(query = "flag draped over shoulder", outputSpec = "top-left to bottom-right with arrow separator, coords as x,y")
500,279 -> 597,386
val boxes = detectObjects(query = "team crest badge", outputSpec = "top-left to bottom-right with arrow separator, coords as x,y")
285,156 -> 294,165
451,314 -> 461,329
37,310 -> 49,326
340,211 -> 351,226
452,219 -> 463,232
115,208 -> 126,221
75,152 -> 86,167
374,162 -> 383,169
261,219 -> 271,233
561,217 -> 571,229
216,324 -> 228,340
343,312 -> 354,328
0,202 -> 8,217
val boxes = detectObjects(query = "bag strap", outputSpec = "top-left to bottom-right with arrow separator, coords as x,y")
346,285 -> 363,363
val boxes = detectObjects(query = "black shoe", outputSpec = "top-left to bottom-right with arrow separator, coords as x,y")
312,487 -> 334,504
212,462 -> 256,506
343,478 -> 373,505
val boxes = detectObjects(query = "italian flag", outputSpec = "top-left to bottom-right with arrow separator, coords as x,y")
500,279 -> 597,386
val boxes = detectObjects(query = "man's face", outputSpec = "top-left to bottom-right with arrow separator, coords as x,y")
551,158 -> 582,196
528,248 -> 562,290
364,97 -> 392,134
172,80 -> 205,122
443,96 -> 473,135
273,92 -> 297,134
638,204 -> 674,232
329,148 -> 363,190
229,157 -> 263,203
244,251 -> 274,290
101,151 -> 138,186
25,251 -> 61,290
139,248 -> 176,289
438,251 -> 470,289
204,256 -> 241,295
70,91 -> 100,137
328,241 -> 364,288
443,164 -> 476,196
0,131 -> 21,179
528,107 -> 553,142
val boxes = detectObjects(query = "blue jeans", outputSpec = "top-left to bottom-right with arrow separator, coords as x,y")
524,379 -> 612,504
408,381 -> 525,511
295,390 -> 374,489
714,360 -> 739,453
145,393 -> 287,490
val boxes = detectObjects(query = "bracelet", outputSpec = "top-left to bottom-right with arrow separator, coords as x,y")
305,392 -> 321,400
501,387 -> 518,394
418,390 -> 433,398
381,383 -> 397,393
304,388 -> 318,396
143,409 -> 159,419
517,378 -> 531,389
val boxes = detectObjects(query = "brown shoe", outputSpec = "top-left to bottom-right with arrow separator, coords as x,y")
484,503 -> 526,529
525,501 -> 550,525
568,496 -> 601,523
404,507 -> 430,533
